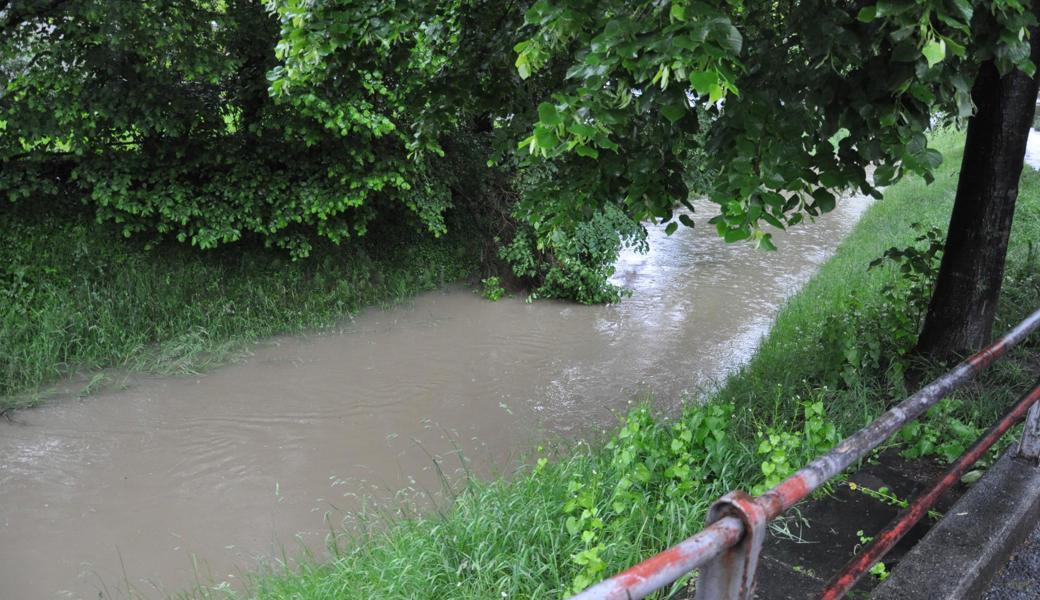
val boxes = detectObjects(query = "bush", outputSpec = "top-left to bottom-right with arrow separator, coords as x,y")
499,205 -> 648,304
819,223 -> 945,390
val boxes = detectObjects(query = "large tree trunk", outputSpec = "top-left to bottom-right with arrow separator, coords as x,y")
915,38 -> 1040,361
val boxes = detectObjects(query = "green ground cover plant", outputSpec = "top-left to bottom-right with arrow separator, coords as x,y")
0,202 -> 475,408
189,128 -> 1039,599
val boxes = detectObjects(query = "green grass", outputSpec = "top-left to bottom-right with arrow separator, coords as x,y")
197,127 -> 1039,600
0,206 -> 476,409
716,127 -> 1040,433
230,414 -> 728,599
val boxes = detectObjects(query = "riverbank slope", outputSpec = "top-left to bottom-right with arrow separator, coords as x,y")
0,209 -> 476,409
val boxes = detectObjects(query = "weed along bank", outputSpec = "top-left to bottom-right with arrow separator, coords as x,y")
569,309 -> 1040,599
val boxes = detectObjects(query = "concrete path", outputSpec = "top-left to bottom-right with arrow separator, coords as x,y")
985,520 -> 1040,600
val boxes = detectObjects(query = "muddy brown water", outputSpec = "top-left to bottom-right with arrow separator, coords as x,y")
1,198 -> 870,599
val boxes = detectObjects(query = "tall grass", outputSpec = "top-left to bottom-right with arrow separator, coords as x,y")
197,128 -> 1039,599
233,433 -> 726,599
0,207 -> 476,408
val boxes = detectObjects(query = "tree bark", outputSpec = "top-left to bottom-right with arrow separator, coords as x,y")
916,36 -> 1040,360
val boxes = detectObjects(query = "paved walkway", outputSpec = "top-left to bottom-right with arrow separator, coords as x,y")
985,520 -> 1040,599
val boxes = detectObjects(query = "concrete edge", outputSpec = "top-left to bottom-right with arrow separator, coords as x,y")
872,448 -> 1040,600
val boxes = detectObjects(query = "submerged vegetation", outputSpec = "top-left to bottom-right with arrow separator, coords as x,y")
206,130 -> 1040,599
0,202 -> 475,406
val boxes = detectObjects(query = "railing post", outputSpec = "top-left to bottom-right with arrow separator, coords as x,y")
1018,396 -> 1040,462
693,491 -> 767,600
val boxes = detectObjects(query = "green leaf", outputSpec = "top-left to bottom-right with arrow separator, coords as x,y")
665,221 -> 678,235
678,213 -> 695,228
819,170 -> 844,188
689,70 -> 718,96
921,39 -> 946,68
534,126 -> 558,150
960,470 -> 983,485
596,134 -> 619,151
921,148 -> 943,169
570,122 -> 597,138
661,103 -> 686,124
944,37 -> 966,58
761,212 -> 784,230
711,19 -> 743,55
708,83 -> 725,104
874,164 -> 897,186
514,43 -> 533,79
909,82 -> 935,104
876,0 -> 913,18
857,6 -> 877,22
1022,58 -> 1038,78
724,228 -> 750,243
575,144 -> 599,158
811,189 -> 836,213
538,102 -> 563,126
950,0 -> 973,21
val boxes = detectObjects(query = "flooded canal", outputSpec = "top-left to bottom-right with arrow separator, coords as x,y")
0,197 -> 870,599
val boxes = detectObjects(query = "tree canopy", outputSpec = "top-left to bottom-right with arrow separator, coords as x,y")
1,0 -> 502,257
268,0 -> 1036,296
3,0 -> 1038,313
508,0 -> 1034,248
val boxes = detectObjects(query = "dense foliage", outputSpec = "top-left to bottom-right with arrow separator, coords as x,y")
512,0 -> 1036,248
266,0 -> 661,300
0,0 -> 646,299
3,0 -> 1038,303
266,0 -> 1037,299
0,1 -> 502,257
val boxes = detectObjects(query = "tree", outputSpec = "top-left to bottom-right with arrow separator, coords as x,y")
507,0 -> 1039,358
8,0 -> 1035,349
269,0 -> 1039,333
916,8 -> 1040,357
268,0 -> 656,302
0,0 -> 488,257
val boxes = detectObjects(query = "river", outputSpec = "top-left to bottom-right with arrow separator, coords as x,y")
0,197 -> 870,599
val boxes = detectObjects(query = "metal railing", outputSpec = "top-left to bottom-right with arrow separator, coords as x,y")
569,308 -> 1040,600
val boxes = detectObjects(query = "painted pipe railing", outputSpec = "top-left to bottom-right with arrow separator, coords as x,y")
569,307 -> 1040,600
819,381 -> 1040,598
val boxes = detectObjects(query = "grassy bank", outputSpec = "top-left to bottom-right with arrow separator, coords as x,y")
0,207 -> 476,409
221,127 -> 1039,600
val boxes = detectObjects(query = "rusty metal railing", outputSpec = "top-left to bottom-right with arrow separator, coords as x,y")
569,307 -> 1040,600
819,381 -> 1040,598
